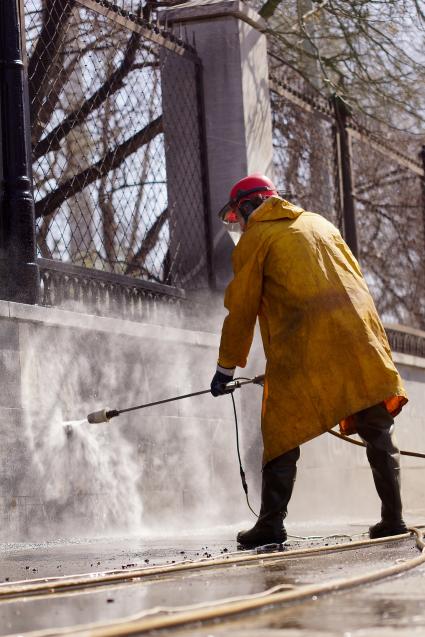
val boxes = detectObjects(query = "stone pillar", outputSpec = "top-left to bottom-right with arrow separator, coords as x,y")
163,0 -> 274,289
160,48 -> 208,289
332,95 -> 358,258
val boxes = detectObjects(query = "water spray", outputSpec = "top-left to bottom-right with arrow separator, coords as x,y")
63,374 -> 265,516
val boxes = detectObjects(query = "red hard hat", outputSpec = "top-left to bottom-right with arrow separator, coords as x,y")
218,173 -> 278,224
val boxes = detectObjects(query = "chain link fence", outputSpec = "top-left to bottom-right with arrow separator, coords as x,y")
269,52 -> 425,331
17,2 -> 425,329
350,124 -> 425,328
24,0 -> 209,314
269,52 -> 340,229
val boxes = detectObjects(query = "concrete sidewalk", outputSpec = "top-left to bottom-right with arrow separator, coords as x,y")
0,525 -> 424,636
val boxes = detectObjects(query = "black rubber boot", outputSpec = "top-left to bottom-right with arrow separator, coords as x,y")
356,404 -> 407,539
368,520 -> 408,539
237,447 -> 300,549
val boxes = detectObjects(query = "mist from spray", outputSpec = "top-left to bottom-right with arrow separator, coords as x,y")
23,410 -> 143,538
27,407 -> 141,525
1,291 -> 266,541
17,319 -> 146,540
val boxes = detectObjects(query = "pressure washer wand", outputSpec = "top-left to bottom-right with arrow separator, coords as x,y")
86,374 -> 265,424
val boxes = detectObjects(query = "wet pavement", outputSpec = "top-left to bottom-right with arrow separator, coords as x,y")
0,523 -> 424,636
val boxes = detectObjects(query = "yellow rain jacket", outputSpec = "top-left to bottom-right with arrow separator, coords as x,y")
218,197 -> 407,465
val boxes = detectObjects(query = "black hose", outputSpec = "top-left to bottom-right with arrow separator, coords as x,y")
328,429 -> 425,459
230,392 -> 258,518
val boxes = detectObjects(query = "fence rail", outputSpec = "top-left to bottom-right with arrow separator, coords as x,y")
38,257 -> 184,319
75,0 -> 196,56
386,326 -> 425,359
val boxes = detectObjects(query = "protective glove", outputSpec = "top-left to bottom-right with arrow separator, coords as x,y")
210,367 -> 235,397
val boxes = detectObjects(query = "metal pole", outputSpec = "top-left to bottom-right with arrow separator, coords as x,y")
420,145 -> 425,254
332,95 -> 359,258
0,0 -> 39,304
195,58 -> 214,289
420,145 -> 425,325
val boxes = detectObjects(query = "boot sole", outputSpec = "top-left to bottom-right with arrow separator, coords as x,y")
369,528 -> 408,539
237,541 -> 287,552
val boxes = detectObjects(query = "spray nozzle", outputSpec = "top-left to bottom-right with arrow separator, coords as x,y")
87,409 -> 119,424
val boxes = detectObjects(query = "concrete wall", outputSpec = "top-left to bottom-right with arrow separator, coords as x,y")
0,300 -> 424,541
0,299 -> 247,540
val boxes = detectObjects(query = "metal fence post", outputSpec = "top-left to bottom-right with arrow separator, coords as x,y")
332,94 -> 359,258
420,145 -> 425,254
420,145 -> 425,316
0,0 -> 39,304
195,60 -> 214,290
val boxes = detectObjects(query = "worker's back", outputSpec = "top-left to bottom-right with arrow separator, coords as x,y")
228,197 -> 407,462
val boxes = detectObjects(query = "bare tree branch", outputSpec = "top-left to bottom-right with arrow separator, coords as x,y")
28,0 -> 76,128
33,29 -> 142,160
99,175 -> 118,267
36,218 -> 54,259
125,208 -> 168,275
35,115 -> 163,219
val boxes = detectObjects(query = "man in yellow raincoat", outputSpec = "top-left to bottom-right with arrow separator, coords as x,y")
210,173 -> 408,548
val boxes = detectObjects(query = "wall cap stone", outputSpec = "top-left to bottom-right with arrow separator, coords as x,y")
385,322 -> 425,339
1,301 -> 424,361
0,301 -> 219,348
393,351 -> 425,370
0,300 -> 10,318
162,0 -> 266,31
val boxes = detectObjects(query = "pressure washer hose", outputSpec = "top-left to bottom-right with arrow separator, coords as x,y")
13,527 -> 425,637
329,429 -> 425,459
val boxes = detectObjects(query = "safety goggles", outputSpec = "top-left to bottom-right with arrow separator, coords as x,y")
218,186 -> 274,224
